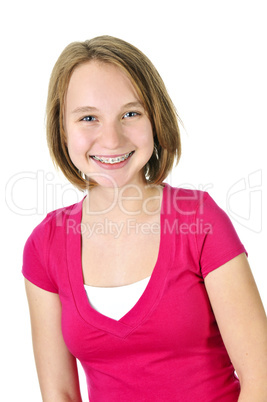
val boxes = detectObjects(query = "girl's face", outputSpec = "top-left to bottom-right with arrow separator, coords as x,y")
64,61 -> 154,189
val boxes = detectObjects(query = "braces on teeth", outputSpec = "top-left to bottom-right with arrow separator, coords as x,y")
92,151 -> 133,164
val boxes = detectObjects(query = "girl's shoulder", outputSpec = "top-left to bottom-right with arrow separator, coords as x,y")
163,183 -> 210,216
30,197 -> 84,239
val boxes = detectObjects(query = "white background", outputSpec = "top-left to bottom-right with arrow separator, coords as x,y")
1,0 -> 266,400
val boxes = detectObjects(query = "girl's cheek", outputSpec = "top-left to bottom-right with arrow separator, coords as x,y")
67,129 -> 94,151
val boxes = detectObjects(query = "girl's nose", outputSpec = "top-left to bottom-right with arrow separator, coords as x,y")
100,121 -> 123,150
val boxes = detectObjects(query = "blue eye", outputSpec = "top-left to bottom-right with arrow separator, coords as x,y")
82,116 -> 96,122
123,111 -> 140,119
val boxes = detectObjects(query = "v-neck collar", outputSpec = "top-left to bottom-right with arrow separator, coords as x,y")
66,183 -> 175,338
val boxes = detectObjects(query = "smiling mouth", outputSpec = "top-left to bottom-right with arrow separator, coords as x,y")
91,151 -> 134,164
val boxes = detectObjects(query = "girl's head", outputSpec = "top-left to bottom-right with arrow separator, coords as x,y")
46,35 -> 181,190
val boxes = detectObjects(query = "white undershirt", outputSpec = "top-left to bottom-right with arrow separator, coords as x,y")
84,276 -> 151,320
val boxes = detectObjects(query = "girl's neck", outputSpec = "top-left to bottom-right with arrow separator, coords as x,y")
83,182 -> 163,220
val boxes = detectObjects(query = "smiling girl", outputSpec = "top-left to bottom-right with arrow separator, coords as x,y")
23,36 -> 267,401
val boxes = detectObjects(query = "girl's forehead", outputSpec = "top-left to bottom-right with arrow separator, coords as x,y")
69,60 -> 130,86
65,61 -> 142,110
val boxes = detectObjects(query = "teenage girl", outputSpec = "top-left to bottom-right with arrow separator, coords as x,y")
23,36 -> 267,401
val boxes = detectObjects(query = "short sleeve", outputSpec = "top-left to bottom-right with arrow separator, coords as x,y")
196,192 -> 247,278
22,221 -> 58,293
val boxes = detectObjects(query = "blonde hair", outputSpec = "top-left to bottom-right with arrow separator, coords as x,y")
46,35 -> 181,191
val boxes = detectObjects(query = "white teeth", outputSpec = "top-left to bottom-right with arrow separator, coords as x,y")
92,151 -> 133,164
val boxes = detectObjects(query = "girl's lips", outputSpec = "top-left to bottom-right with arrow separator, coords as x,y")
92,152 -> 131,159
90,151 -> 134,170
90,151 -> 134,164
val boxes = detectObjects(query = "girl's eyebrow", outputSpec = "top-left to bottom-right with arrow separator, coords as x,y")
71,101 -> 144,115
71,106 -> 98,115
122,101 -> 144,109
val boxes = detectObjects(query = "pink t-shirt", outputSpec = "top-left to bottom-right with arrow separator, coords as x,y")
22,184 -> 247,401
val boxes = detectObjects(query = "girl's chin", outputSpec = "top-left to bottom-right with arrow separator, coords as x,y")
85,172 -> 146,190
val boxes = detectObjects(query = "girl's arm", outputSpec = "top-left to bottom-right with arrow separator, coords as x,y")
25,279 -> 83,402
204,253 -> 267,401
